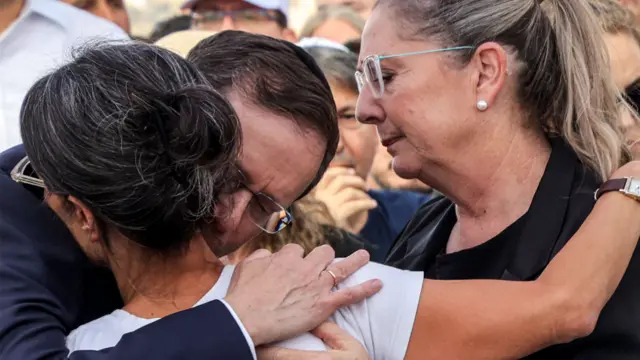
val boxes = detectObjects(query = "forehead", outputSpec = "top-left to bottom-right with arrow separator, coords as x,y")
605,32 -> 640,89
359,7 -> 412,64
228,91 -> 326,205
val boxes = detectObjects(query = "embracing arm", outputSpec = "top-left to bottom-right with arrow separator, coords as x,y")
407,174 -> 640,359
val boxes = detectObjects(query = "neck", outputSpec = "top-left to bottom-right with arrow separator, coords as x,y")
109,235 -> 224,319
0,0 -> 24,34
421,123 -> 551,253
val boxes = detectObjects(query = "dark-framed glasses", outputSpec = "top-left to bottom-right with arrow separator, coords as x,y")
10,157 -> 45,188
355,46 -> 475,99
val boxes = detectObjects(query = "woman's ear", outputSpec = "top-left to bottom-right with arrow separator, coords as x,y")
471,42 -> 509,109
66,196 -> 100,243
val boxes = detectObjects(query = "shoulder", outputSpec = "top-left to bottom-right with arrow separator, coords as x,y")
29,0 -> 127,40
67,311 -> 147,352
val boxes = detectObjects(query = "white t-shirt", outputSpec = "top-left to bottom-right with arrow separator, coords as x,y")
66,262 -> 424,360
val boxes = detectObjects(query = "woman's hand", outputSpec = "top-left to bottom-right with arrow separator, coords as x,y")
312,167 -> 377,234
257,322 -> 370,360
224,245 -> 382,346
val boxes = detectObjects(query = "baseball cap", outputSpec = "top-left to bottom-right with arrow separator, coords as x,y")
154,30 -> 217,58
182,0 -> 289,17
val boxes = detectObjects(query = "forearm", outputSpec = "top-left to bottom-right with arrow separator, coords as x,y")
536,191 -> 640,338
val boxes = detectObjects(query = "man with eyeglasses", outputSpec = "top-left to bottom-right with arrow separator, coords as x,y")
0,30 -> 379,360
183,0 -> 297,42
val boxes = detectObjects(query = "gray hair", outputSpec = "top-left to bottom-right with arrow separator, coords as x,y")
304,45 -> 359,94
379,0 -> 630,180
300,5 -> 365,39
20,41 -> 241,252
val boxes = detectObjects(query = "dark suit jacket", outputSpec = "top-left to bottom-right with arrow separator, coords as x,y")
0,146 -> 254,360
386,138 -> 640,359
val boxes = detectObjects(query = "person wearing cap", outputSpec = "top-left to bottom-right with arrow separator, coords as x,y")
183,0 -> 297,41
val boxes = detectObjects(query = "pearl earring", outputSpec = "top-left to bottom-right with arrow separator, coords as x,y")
476,100 -> 488,111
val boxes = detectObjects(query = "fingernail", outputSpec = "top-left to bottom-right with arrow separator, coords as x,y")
372,279 -> 383,288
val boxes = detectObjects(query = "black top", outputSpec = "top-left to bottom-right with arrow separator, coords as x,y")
385,137 -> 640,359
323,226 -> 377,258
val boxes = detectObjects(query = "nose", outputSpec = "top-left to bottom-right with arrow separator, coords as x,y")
356,89 -> 385,125
220,15 -> 236,30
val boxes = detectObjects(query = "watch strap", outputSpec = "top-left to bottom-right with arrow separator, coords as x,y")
595,178 -> 628,200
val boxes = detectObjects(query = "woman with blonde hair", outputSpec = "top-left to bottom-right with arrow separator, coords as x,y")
353,0 -> 640,356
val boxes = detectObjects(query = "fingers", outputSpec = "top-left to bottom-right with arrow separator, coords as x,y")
322,250 -> 369,288
245,248 -> 273,262
305,244 -> 336,274
312,322 -> 357,351
326,279 -> 383,308
277,243 -> 305,259
339,199 -> 378,219
325,174 -> 368,195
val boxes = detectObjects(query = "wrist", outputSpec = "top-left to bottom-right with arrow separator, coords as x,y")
223,297 -> 268,346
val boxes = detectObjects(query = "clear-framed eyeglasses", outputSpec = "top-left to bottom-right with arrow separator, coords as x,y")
355,46 -> 475,99
11,157 -> 45,188
240,183 -> 293,234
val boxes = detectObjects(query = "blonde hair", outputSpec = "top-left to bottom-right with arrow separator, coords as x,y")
380,0 -> 630,180
300,5 -> 365,40
589,0 -> 640,44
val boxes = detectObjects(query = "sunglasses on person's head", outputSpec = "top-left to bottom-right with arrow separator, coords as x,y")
191,9 -> 284,28
10,157 -> 44,188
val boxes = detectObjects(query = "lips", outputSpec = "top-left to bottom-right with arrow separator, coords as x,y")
381,136 -> 403,147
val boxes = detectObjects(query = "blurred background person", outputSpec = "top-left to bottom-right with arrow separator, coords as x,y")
591,0 -> 640,157
0,0 -> 127,152
300,5 -> 363,44
301,41 -> 431,261
619,0 -> 640,23
369,143 -> 433,193
61,0 -> 131,32
315,0 -> 373,19
148,14 -> 191,42
183,0 -> 296,41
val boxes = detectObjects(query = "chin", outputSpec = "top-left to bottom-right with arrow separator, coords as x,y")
391,156 -> 421,180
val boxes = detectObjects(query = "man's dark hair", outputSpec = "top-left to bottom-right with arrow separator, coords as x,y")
187,31 -> 339,197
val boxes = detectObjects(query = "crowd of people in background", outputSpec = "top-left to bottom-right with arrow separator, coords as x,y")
4,0 -> 640,359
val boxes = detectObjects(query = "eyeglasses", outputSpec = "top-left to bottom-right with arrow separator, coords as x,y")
241,183 -> 293,234
11,157 -> 45,188
355,46 -> 475,99
191,9 -> 282,30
